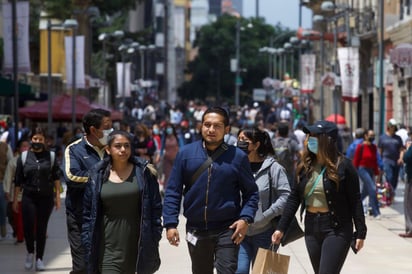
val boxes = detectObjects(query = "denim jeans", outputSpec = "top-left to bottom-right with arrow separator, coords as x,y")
0,182 -> 6,227
187,227 -> 239,274
358,167 -> 381,217
236,227 -> 275,274
304,212 -> 352,274
383,161 -> 400,191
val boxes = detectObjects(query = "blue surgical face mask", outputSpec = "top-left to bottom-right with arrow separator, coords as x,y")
153,128 -> 160,135
166,127 -> 173,135
307,136 -> 318,154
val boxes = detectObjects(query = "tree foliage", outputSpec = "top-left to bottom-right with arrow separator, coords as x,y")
178,14 -> 294,105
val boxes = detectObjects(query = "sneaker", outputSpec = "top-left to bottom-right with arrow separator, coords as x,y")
374,215 -> 381,220
25,253 -> 34,270
35,258 -> 45,271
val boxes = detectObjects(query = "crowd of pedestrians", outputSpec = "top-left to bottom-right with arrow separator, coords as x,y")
0,99 -> 411,273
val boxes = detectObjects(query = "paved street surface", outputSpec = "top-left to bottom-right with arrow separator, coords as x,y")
1,182 -> 411,273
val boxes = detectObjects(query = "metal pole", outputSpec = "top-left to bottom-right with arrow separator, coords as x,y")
378,0 -> 385,135
122,52 -> 126,111
47,20 -> 53,134
346,8 -> 354,136
235,19 -> 240,106
102,40 -> 107,107
273,52 -> 277,80
320,31 -> 325,119
11,0 -> 19,142
256,0 -> 259,18
333,20 -> 338,124
71,28 -> 76,133
299,0 -> 302,27
140,49 -> 145,79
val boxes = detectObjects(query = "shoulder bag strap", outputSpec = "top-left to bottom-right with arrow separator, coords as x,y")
304,167 -> 326,201
186,143 -> 228,193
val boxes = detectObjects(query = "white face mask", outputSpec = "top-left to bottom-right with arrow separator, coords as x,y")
98,128 -> 113,146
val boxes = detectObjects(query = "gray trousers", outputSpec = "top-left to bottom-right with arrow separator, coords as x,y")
404,180 -> 412,234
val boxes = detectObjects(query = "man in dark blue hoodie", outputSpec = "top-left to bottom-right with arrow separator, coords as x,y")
163,106 -> 259,274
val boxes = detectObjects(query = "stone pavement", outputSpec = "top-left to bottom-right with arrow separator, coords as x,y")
1,182 -> 411,273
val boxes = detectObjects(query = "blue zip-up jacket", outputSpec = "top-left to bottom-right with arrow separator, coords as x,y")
82,156 -> 162,274
162,140 -> 259,230
61,137 -> 106,218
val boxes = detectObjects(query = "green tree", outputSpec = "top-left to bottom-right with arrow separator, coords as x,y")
178,14 -> 294,105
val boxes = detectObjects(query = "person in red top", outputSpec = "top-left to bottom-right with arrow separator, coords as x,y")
353,129 -> 382,219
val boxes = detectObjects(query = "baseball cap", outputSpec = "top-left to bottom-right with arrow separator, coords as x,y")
388,118 -> 398,127
303,120 -> 338,139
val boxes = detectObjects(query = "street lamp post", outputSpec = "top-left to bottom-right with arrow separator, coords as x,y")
98,30 -> 124,107
235,19 -> 240,106
63,19 -> 78,133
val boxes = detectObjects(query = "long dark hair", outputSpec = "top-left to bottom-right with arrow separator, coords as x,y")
238,127 -> 274,157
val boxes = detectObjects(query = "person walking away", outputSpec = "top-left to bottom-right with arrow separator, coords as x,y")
400,138 -> 412,237
353,129 -> 382,219
163,107 -> 259,274
272,120 -> 367,274
272,121 -> 300,187
378,119 -> 404,192
160,123 -> 183,189
236,127 -> 290,274
61,108 -> 112,274
0,138 -> 13,238
3,139 -> 30,243
13,128 -> 62,271
82,130 -> 162,274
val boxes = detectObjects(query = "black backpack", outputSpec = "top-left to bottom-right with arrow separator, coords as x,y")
273,137 -> 294,175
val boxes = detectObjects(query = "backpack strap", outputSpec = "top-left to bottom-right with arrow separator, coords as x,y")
21,151 -> 28,166
21,150 -> 55,169
50,151 -> 55,169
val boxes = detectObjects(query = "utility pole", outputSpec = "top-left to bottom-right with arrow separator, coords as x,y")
235,19 -> 240,106
11,0 -> 19,142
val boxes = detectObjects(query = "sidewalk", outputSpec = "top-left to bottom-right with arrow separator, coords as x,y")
1,182 -> 411,273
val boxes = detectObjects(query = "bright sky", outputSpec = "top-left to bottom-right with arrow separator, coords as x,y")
243,0 -> 313,30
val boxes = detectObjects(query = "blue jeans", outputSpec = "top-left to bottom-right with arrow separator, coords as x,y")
0,182 -> 7,226
236,227 -> 275,274
383,161 -> 400,191
358,167 -> 381,217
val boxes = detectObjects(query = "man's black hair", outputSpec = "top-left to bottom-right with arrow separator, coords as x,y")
82,108 -> 111,134
202,106 -> 230,126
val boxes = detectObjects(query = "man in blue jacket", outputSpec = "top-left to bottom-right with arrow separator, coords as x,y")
163,106 -> 259,274
61,108 -> 112,274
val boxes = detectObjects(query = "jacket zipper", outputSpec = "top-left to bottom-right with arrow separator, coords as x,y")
204,163 -> 212,229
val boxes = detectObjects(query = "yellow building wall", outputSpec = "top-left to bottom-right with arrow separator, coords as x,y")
39,29 -> 72,77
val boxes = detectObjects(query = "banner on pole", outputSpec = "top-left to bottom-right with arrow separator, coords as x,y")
65,36 -> 86,89
300,54 -> 316,94
2,1 -> 31,73
116,62 -> 132,98
338,47 -> 360,102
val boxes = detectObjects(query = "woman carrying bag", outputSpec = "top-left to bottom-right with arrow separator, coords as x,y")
236,127 -> 290,274
272,120 -> 367,274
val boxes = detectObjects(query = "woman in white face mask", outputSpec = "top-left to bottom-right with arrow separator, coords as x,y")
272,120 -> 367,274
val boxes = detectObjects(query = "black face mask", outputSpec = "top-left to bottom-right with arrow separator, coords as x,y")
237,141 -> 250,154
368,137 -> 375,143
31,142 -> 44,151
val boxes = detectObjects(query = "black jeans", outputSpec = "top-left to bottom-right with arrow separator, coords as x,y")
187,227 -> 239,274
66,213 -> 87,274
22,191 -> 54,259
304,212 -> 352,274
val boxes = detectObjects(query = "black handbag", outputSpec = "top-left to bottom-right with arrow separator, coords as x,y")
269,165 -> 304,246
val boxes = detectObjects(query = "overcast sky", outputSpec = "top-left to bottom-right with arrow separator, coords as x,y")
243,0 -> 313,30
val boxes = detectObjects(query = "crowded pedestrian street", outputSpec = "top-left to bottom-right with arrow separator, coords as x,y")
0,180 -> 410,274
